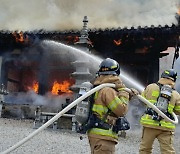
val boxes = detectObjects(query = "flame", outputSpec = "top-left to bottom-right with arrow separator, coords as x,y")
65,35 -> 79,44
51,80 -> 73,95
12,31 -> 29,43
74,36 -> 79,43
27,81 -> 39,93
113,39 -> 122,46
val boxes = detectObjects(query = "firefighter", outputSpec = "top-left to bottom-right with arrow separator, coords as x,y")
139,69 -> 180,154
87,58 -> 135,154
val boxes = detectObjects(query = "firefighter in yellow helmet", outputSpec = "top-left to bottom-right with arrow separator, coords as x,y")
139,69 -> 180,154
87,58 -> 133,154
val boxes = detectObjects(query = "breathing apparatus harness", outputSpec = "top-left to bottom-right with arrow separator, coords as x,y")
78,108 -> 130,134
75,82 -> 130,134
145,83 -> 174,121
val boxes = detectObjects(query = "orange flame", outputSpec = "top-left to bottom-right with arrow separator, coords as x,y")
51,80 -> 73,95
13,31 -> 29,43
113,39 -> 122,46
27,81 -> 39,93
65,36 -> 80,44
74,36 -> 80,43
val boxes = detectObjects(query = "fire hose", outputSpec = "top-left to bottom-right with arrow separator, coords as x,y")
1,83 -> 179,154
123,88 -> 179,125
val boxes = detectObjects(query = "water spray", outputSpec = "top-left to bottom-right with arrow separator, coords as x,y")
1,83 -> 178,154
120,72 -> 144,92
43,40 -> 145,92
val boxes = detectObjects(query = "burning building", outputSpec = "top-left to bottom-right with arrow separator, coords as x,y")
1,16 -> 179,91
0,12 -> 179,129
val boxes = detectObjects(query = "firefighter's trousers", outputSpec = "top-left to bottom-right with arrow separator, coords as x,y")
139,127 -> 175,154
88,136 -> 116,154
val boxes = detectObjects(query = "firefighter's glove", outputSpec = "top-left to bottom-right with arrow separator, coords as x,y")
129,88 -> 139,99
117,90 -> 130,100
115,82 -> 126,90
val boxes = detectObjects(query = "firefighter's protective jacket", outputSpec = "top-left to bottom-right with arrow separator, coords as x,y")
87,75 -> 129,143
140,78 -> 180,131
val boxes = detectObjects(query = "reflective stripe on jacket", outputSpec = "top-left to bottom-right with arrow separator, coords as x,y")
140,78 -> 180,131
92,91 -> 127,119
88,75 -> 129,141
88,128 -> 118,139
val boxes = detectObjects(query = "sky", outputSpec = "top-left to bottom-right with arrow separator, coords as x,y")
0,0 -> 179,31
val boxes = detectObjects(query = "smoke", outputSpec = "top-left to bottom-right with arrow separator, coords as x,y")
3,90 -> 73,118
0,0 -> 179,31
4,90 -> 73,110
126,97 -> 146,130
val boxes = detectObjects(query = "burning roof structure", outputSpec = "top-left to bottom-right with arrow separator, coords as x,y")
0,1 -> 179,129
0,14 -> 179,88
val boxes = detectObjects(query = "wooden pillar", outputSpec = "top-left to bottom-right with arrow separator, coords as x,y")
148,55 -> 159,83
38,52 -> 49,95
0,56 -> 8,87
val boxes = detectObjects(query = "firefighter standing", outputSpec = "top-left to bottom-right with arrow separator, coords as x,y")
139,69 -> 180,154
87,58 -> 131,154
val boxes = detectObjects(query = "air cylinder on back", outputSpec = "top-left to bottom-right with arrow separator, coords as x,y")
75,82 -> 93,125
156,85 -> 172,112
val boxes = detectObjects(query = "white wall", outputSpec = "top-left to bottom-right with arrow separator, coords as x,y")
174,57 -> 180,92
159,47 -> 180,92
159,47 -> 175,77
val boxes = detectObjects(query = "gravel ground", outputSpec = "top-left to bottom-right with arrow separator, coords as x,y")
0,118 -> 179,154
